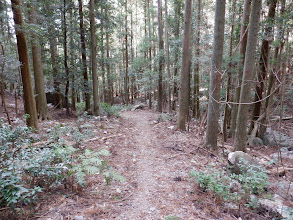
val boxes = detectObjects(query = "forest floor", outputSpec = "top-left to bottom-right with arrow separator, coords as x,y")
1,93 -> 293,220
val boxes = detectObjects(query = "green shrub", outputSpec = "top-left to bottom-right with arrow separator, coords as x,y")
229,158 -> 269,195
100,103 -> 123,117
157,113 -> 173,122
72,148 -> 125,186
0,120 -> 125,209
191,162 -> 269,205
191,166 -> 239,202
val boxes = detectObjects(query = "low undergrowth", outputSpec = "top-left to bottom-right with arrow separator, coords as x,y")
191,161 -> 270,212
0,118 -> 124,217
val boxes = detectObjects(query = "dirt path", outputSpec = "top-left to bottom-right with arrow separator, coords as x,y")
116,110 -> 202,219
32,109 -> 208,219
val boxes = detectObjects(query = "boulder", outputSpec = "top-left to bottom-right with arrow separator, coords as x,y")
248,137 -> 264,146
228,151 -> 263,174
131,104 -> 145,111
257,194 -> 293,220
270,147 -> 293,160
263,130 -> 292,148
271,181 -> 293,202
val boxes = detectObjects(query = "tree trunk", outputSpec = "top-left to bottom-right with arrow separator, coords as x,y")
233,0 -> 262,152
63,0 -> 70,116
157,0 -> 163,112
90,0 -> 99,115
177,0 -> 193,131
223,0 -> 236,141
259,0 -> 285,138
205,0 -> 226,150
125,0 -> 129,105
28,5 -> 49,120
130,5 -> 134,104
106,30 -> 113,105
101,22 -> 106,103
69,3 -> 76,111
230,0 -> 251,138
193,0 -> 201,119
78,0 -> 90,111
147,0 -> 152,109
11,0 -> 38,129
172,0 -> 181,111
0,44 -> 12,125
249,0 -> 277,135
48,24 -> 62,109
165,0 -> 171,113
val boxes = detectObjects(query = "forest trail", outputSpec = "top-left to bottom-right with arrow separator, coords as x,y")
116,110 -> 202,219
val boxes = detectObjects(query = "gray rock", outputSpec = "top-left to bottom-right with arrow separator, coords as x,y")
248,137 -> 264,146
263,130 -> 292,148
131,104 -> 145,111
270,147 -> 293,160
228,151 -> 263,174
74,216 -> 84,220
258,194 -> 293,219
271,181 -> 293,201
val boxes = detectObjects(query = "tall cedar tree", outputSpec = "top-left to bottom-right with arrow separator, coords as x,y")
193,0 -> 201,119
28,5 -> 50,120
125,0 -> 129,105
11,0 -> 38,129
63,0 -> 70,116
249,0 -> 277,134
234,0 -> 262,152
78,0 -> 90,111
205,0 -> 226,150
230,0 -> 251,138
90,0 -> 99,115
223,0 -> 236,141
165,0 -> 171,113
177,0 -> 193,130
157,0 -> 163,112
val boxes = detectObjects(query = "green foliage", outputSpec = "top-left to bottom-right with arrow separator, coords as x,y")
191,166 -> 238,202
76,102 -> 86,116
229,159 -> 269,196
157,113 -> 173,122
100,103 -> 123,117
191,162 -> 269,205
0,120 -> 125,209
165,215 -> 181,220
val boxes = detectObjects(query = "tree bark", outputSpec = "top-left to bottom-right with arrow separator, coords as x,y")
193,0 -> 201,119
230,0 -> 251,138
223,0 -> 236,141
78,0 -> 90,111
125,0 -> 129,105
69,3 -> 76,111
172,0 -> 181,111
205,0 -> 226,150
106,29 -> 113,104
177,0 -> 193,131
233,0 -> 262,152
63,0 -> 70,116
147,0 -> 152,109
11,0 -> 38,129
248,0 -> 277,135
28,5 -> 50,120
90,0 -> 99,115
157,0 -> 164,112
0,44 -> 12,125
47,18 -> 62,109
165,0 -> 171,113
259,0 -> 285,138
